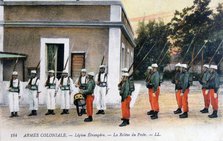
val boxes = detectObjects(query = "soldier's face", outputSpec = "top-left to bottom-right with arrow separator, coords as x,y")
175,67 -> 180,71
147,69 -> 151,73
49,72 -> 54,77
100,68 -> 105,73
31,73 -> 36,78
81,72 -> 86,76
12,75 -> 17,79
88,75 -> 93,80
152,68 -> 157,72
203,67 -> 207,72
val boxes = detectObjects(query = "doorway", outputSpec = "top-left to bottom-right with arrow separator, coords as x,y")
46,44 -> 64,79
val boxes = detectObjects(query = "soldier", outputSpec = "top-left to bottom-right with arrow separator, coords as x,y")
150,63 -> 160,120
95,65 -> 108,115
119,73 -> 133,127
179,64 -> 190,118
172,63 -> 182,114
146,66 -> 154,115
25,70 -> 40,116
199,64 -> 211,113
80,72 -> 96,122
207,65 -> 220,118
8,71 -> 21,117
45,70 -> 58,115
59,71 -> 74,115
75,68 -> 87,115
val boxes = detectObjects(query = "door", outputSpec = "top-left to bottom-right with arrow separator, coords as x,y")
71,53 -> 85,79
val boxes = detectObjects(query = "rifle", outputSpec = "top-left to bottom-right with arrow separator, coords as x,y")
208,39 -> 223,65
217,56 -> 223,66
187,40 -> 208,69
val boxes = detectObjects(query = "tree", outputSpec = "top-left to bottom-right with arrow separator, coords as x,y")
134,20 -> 170,80
169,0 -> 213,65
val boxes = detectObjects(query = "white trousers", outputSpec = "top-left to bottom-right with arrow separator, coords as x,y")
8,92 -> 19,113
96,86 -> 107,110
28,90 -> 39,110
61,90 -> 70,109
47,89 -> 56,110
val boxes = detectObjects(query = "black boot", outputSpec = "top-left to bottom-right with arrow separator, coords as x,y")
84,116 -> 93,122
208,110 -> 218,118
28,110 -> 34,116
119,119 -> 128,127
61,109 -> 66,115
65,109 -> 69,114
179,112 -> 188,118
100,110 -> 105,114
174,108 -> 182,114
9,112 -> 14,118
45,110 -> 51,115
147,110 -> 154,115
200,108 -> 209,113
33,110 -> 37,116
126,119 -> 130,125
96,110 -> 101,115
51,110 -> 55,115
151,111 -> 158,120
14,112 -> 19,117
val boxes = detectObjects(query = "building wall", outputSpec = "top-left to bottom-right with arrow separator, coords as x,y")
4,27 -> 109,80
5,5 -> 110,21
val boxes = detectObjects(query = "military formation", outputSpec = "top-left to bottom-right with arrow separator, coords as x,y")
6,61 -> 221,127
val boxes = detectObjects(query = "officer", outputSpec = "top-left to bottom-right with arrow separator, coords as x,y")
81,72 -> 96,122
75,68 -> 88,115
119,73 -> 133,127
45,70 -> 58,115
146,66 -> 154,115
207,65 -> 220,118
150,63 -> 160,120
25,70 -> 40,116
179,64 -> 190,118
8,71 -> 21,117
95,65 -> 108,114
172,63 -> 182,114
199,64 -> 211,113
59,70 -> 74,115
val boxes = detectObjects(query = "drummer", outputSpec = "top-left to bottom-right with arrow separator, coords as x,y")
75,68 -> 88,115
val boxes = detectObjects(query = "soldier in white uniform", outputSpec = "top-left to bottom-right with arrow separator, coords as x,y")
45,70 -> 58,115
59,71 -> 74,115
75,68 -> 87,115
95,65 -> 108,114
25,70 -> 40,116
8,71 -> 21,117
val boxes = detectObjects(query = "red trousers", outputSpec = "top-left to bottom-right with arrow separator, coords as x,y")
175,90 -> 182,109
86,95 -> 94,117
202,88 -> 210,108
181,89 -> 189,112
148,88 -> 153,110
210,89 -> 218,110
151,87 -> 160,112
121,96 -> 131,119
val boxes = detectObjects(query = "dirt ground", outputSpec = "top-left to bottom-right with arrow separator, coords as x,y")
1,81 -> 223,141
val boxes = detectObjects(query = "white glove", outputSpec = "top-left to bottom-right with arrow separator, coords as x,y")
214,93 -> 217,99
152,93 -> 156,97
205,90 -> 209,95
180,92 -> 184,96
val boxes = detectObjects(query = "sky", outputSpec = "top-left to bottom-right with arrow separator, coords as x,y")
121,0 -> 223,33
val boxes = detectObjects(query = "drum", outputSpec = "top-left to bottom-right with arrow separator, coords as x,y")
73,93 -> 86,116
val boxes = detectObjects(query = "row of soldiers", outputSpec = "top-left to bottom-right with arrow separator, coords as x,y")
7,62 -> 220,127
145,63 -> 220,119
7,65 -> 109,122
